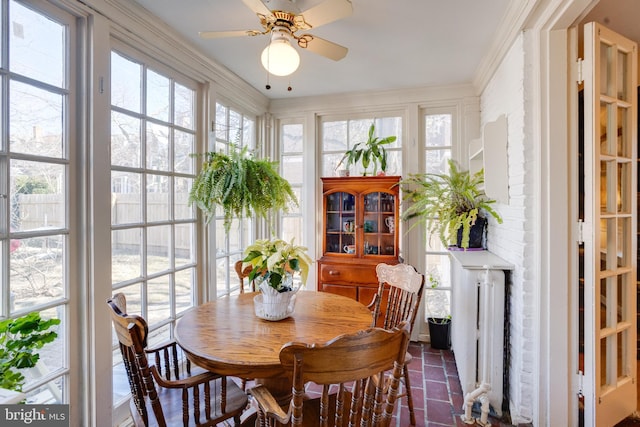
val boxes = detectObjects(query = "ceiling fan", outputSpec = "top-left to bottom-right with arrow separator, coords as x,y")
199,0 -> 352,76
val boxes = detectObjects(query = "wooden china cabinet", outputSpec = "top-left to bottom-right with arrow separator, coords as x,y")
317,175 -> 400,306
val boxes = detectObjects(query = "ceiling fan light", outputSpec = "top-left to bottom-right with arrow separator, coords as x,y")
261,37 -> 300,76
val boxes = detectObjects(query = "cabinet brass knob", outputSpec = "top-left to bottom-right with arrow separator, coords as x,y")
328,270 -> 340,276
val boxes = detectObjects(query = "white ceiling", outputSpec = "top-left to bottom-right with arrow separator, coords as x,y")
131,0 -> 512,99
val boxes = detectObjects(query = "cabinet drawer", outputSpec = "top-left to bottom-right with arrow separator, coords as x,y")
319,264 -> 378,285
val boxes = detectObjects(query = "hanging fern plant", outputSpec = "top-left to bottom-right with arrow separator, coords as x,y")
189,145 -> 298,232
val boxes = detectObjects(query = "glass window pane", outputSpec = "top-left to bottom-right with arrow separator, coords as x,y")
147,174 -> 169,222
243,118 -> 255,150
175,223 -> 194,267
175,268 -> 195,314
111,171 -> 142,225
111,51 -> 141,113
426,114 -> 452,148
322,121 -> 347,151
229,110 -> 241,144
146,69 -> 169,122
147,225 -> 171,275
281,155 -> 302,183
175,177 -> 193,220
111,112 -> 141,168
112,228 -> 142,283
11,160 -> 65,232
282,124 -> 303,152
215,104 -> 227,141
174,83 -> 195,130
10,81 -> 63,158
175,130 -> 194,174
146,122 -> 169,171
10,1 -> 64,88
147,275 -> 170,327
10,235 -> 65,312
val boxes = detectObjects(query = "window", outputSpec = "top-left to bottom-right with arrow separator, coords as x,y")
279,122 -> 303,244
0,0 -> 75,404
110,49 -> 199,403
321,116 -> 402,177
213,103 -> 255,296
423,112 -> 453,319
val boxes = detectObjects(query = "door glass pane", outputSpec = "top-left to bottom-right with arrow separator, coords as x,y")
600,276 -> 609,330
9,1 -> 64,88
599,102 -> 615,156
616,50 -> 629,101
617,218 -> 631,268
600,160 -> 615,214
617,162 -> 630,213
617,107 -> 629,157
599,41 -> 613,97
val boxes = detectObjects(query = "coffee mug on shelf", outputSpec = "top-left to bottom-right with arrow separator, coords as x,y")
343,244 -> 355,254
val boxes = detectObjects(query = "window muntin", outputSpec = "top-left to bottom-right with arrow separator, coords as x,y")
1,0 -> 73,405
280,122 -> 303,245
321,116 -> 402,177
423,113 -> 453,320
110,49 -> 198,404
213,102 -> 255,297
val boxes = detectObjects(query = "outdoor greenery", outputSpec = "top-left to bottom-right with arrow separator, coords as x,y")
336,123 -> 396,176
189,145 -> 298,232
400,159 -> 502,249
0,311 -> 60,392
242,238 -> 313,292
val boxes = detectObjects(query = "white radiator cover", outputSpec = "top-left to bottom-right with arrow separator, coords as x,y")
450,251 -> 513,417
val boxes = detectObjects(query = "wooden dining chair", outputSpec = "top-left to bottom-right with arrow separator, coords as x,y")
249,321 -> 411,427
107,295 -> 248,426
371,263 -> 425,426
235,260 -> 257,294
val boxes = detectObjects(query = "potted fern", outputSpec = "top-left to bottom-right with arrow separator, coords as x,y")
400,159 -> 502,249
189,145 -> 298,232
335,123 -> 396,176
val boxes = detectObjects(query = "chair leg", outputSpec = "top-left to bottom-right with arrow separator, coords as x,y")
403,363 -> 416,426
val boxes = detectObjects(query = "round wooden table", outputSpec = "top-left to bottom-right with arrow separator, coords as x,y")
174,291 -> 373,381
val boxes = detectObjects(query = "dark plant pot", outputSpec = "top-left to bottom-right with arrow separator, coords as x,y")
428,318 -> 451,350
456,216 -> 487,249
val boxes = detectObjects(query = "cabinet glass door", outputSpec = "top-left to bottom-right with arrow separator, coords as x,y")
363,191 -> 396,256
325,192 -> 356,254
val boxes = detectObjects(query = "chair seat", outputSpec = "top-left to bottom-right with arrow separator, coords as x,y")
130,377 -> 247,427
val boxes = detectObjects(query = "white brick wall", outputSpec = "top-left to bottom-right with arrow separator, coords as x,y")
480,33 -> 537,424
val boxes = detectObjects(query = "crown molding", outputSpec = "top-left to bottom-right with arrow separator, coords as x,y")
82,0 -> 269,115
473,0 -> 540,93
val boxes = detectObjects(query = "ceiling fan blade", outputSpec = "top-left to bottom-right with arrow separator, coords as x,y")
299,0 -> 352,28
241,0 -> 271,17
302,35 -> 348,61
199,30 -> 262,39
